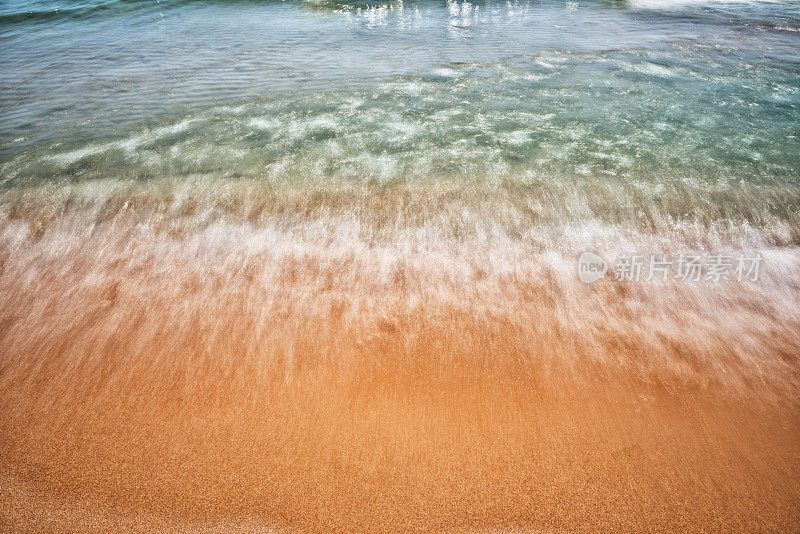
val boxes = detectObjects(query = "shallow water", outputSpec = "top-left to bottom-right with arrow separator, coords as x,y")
1,0 -> 799,187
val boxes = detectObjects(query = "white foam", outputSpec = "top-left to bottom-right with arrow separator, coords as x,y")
629,0 -> 777,6
248,117 -> 280,130
47,118 -> 197,167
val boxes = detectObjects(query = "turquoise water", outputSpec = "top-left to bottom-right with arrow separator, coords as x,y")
1,0 -> 799,187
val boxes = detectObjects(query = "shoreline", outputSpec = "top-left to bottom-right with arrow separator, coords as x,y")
2,180 -> 799,531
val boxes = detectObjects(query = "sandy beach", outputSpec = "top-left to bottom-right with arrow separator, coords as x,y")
1,182 -> 799,531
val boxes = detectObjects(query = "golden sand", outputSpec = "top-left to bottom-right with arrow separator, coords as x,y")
1,182 -> 799,531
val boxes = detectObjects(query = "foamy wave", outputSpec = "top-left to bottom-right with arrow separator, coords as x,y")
46,118 -> 198,167
2,179 -> 799,399
5,50 -> 793,187
629,0 -> 780,7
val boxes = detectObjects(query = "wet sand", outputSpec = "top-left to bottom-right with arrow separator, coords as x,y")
1,183 -> 799,531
